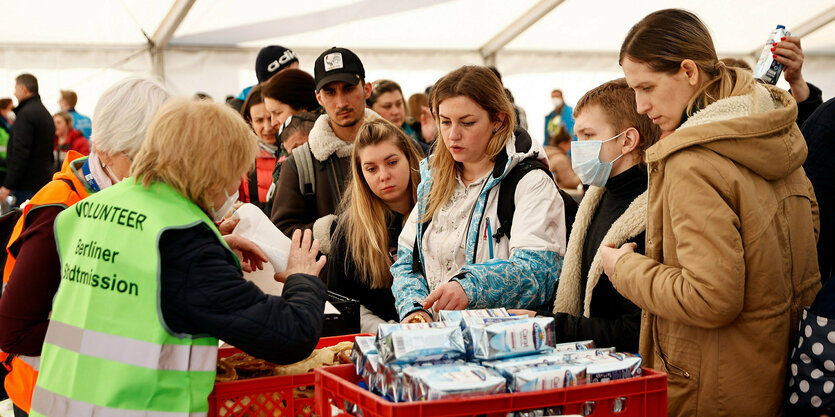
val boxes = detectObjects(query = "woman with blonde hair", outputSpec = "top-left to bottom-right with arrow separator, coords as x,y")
601,9 -> 820,416
391,65 -> 566,323
326,119 -> 422,332
29,98 -> 328,417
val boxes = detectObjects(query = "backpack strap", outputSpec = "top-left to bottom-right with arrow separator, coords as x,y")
411,220 -> 431,275
247,169 -> 260,204
558,188 -> 578,240
493,158 -> 548,242
292,142 -> 316,206
493,157 -> 578,242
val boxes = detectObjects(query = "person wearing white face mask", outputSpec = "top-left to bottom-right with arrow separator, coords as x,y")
0,77 -> 172,416
510,78 -> 659,353
544,89 -> 575,146
29,98 -> 329,417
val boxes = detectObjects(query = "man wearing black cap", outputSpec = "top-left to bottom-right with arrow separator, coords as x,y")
271,47 -> 379,255
235,45 -> 299,101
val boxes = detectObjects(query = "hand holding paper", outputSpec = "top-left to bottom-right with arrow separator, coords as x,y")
229,203 -> 292,272
275,229 -> 326,283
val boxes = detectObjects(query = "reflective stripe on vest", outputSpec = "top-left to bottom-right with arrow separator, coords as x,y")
32,180 -> 232,416
32,386 -> 206,417
17,354 -> 40,371
44,321 -> 215,372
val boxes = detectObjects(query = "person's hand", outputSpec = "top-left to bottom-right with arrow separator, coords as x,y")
0,187 -> 10,203
274,229 -> 326,283
402,311 -> 433,324
773,35 -> 809,102
422,281 -> 468,311
223,234 -> 268,272
218,217 -> 240,235
601,242 -> 637,278
507,309 -> 537,317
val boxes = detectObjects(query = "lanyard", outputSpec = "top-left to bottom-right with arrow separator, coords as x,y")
81,159 -> 101,192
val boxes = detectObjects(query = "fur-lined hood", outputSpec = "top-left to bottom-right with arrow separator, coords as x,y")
645,83 -> 806,181
553,186 -> 647,316
307,108 -> 380,162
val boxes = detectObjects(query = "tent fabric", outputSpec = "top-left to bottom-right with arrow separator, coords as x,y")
2,1 -> 833,145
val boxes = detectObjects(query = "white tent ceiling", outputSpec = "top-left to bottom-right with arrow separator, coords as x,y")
2,0 -> 833,144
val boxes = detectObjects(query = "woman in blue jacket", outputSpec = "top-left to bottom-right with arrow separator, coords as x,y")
391,66 -> 567,323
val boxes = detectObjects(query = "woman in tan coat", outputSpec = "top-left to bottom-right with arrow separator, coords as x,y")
601,9 -> 820,416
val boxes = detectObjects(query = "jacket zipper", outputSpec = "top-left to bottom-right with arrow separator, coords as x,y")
468,180 -> 491,264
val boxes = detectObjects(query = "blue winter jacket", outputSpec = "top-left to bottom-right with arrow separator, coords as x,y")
391,129 -> 567,319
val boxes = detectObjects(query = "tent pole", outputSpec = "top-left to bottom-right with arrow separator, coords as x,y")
479,0 -> 565,63
150,0 -> 196,83
150,45 -> 165,83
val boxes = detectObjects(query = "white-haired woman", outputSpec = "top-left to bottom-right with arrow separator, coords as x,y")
30,98 -> 327,417
0,77 -> 170,416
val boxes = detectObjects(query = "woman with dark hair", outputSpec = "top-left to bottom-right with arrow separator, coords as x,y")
601,9 -> 819,416
368,80 -> 427,155
238,84 -> 277,214
391,66 -> 566,324
261,69 -> 321,183
261,68 -> 320,131
326,119 -> 422,332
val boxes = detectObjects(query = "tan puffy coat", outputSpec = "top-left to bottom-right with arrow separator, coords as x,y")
611,84 -> 820,416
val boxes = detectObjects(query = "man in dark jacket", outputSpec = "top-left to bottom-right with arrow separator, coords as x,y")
0,74 -> 55,206
270,47 -> 378,254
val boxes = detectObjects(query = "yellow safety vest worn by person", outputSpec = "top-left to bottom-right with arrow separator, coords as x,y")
1,151 -> 89,414
30,179 -> 235,417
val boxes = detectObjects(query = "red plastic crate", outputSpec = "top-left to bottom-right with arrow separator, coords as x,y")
314,364 -> 667,417
209,334 -> 372,417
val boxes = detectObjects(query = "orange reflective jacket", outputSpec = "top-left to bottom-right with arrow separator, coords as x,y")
1,151 -> 89,412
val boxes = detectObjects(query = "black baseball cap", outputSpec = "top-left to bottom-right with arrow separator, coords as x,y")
255,45 -> 299,83
313,47 -> 365,92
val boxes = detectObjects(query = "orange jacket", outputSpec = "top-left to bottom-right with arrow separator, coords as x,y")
1,150 -> 89,412
239,149 -> 276,204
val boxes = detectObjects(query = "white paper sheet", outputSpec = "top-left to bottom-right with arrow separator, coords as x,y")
231,203 -> 291,272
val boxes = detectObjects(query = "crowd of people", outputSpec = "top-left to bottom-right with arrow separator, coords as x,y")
0,7 -> 831,417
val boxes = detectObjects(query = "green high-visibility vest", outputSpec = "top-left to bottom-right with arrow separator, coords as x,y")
31,179 -> 237,417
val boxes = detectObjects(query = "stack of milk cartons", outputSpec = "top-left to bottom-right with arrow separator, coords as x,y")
349,308 -> 641,404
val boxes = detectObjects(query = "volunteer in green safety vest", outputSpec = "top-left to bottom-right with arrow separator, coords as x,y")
0,77 -> 171,417
30,98 -> 328,417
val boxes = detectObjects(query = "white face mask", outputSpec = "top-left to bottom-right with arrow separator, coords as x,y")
551,97 -> 564,108
210,189 -> 239,222
5,112 -> 15,123
570,130 -> 627,187
104,164 -> 124,184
